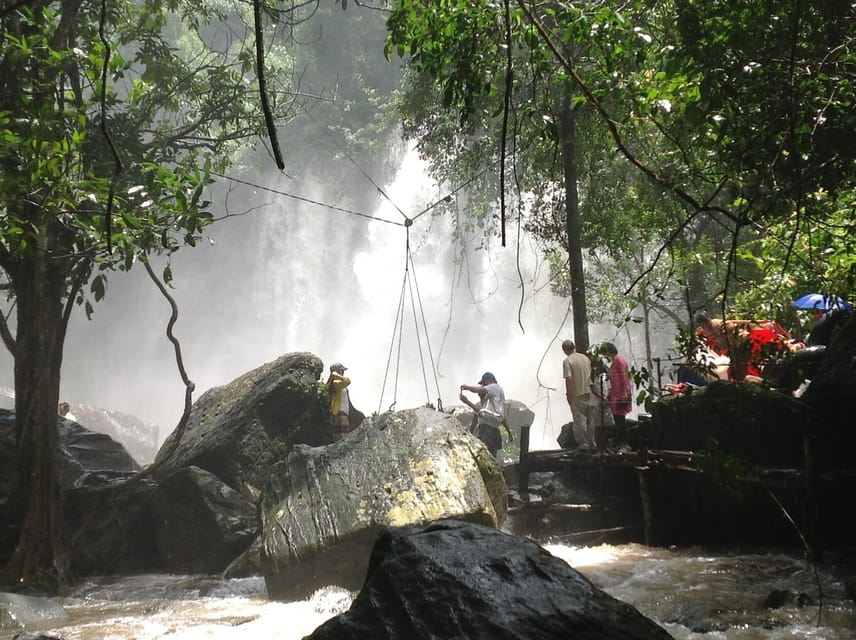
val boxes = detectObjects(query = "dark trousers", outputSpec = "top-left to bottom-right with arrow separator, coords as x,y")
475,423 -> 501,457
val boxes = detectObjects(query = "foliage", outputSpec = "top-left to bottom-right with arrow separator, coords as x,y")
0,0 -> 297,300
733,191 -> 856,328
384,0 -> 856,335
0,0 -> 299,590
697,437 -> 749,500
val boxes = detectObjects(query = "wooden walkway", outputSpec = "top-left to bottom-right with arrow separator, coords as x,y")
513,425 -> 856,550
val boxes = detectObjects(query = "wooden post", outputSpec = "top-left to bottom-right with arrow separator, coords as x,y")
518,425 -> 531,496
803,434 -> 817,559
637,466 -> 653,546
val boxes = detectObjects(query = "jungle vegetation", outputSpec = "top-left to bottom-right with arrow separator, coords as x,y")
1,0 -> 853,591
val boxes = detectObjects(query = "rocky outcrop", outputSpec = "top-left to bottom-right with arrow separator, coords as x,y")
1,410 -> 141,492
0,386 -> 161,465
802,313 -> 856,467
0,410 -> 156,576
61,404 -> 159,465
59,420 -> 141,488
64,479 -> 159,576
3,354 -> 517,579
260,407 -> 508,600
152,352 -> 329,499
305,519 -> 672,640
150,466 -> 258,574
644,381 -> 814,467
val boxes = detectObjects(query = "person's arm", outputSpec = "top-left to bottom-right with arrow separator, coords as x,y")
330,372 -> 351,388
459,389 -> 480,413
503,422 -> 514,442
565,375 -> 574,404
460,383 -> 487,394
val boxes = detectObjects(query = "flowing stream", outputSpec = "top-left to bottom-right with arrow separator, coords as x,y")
2,542 -> 854,640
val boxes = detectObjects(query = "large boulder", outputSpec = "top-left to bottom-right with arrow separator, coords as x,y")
63,479 -> 159,576
0,409 -> 157,575
61,404 -> 160,465
149,465 -> 258,573
802,313 -> 856,467
0,410 -> 141,492
305,519 -> 672,640
153,352 -> 328,499
260,407 -> 507,600
59,420 -> 141,487
645,381 -> 814,467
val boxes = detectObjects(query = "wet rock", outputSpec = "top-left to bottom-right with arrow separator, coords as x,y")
59,421 -> 140,487
305,519 -> 672,640
153,352 -> 328,499
1,409 -> 141,492
63,479 -> 159,576
150,466 -> 258,573
0,592 -> 68,631
762,589 -> 791,609
646,381 -> 814,467
2,409 -> 147,569
59,404 -> 159,465
260,408 -> 507,600
803,313 -> 856,466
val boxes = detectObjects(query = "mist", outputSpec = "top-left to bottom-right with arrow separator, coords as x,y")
25,146 -> 558,447
0,144 -> 679,451
0,7 -> 682,452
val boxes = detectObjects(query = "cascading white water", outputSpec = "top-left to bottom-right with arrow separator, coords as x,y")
3,545 -> 853,639
55,143 -> 602,450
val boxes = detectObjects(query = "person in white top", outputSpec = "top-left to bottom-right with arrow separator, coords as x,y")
58,402 -> 77,422
460,371 -> 512,458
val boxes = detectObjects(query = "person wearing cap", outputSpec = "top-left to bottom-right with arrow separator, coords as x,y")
562,339 -> 595,450
459,372 -> 510,458
326,362 -> 351,441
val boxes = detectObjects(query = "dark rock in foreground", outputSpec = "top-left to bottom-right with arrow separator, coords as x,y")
306,519 -> 672,640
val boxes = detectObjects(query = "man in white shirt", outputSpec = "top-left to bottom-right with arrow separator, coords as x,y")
562,340 -> 595,449
459,372 -> 512,458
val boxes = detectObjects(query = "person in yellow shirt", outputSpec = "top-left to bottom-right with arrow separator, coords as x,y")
326,362 -> 351,441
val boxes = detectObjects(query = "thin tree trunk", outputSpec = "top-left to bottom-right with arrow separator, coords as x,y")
560,86 -> 589,351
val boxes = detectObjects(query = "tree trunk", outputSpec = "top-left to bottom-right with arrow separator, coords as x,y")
560,86 -> 589,352
3,238 -> 70,593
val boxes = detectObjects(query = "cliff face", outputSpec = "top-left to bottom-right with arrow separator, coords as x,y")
0,387 -> 159,465
64,405 -> 159,465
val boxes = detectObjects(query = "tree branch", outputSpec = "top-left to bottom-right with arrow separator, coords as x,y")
253,0 -> 285,170
517,0 -> 737,223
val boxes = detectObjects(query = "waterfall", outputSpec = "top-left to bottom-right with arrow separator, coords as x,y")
57,144 -> 578,449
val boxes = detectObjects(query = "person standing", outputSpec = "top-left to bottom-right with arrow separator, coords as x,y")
460,372 -> 510,458
600,342 -> 633,444
326,362 -> 351,441
562,340 -> 594,449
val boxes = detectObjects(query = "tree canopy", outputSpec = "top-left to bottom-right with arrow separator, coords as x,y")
385,0 -> 855,334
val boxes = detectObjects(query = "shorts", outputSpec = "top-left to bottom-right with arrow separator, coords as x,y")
331,411 -> 350,441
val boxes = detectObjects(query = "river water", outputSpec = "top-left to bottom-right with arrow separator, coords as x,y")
2,542 -> 854,639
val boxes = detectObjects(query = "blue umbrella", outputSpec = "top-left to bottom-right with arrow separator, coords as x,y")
791,293 -> 853,311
